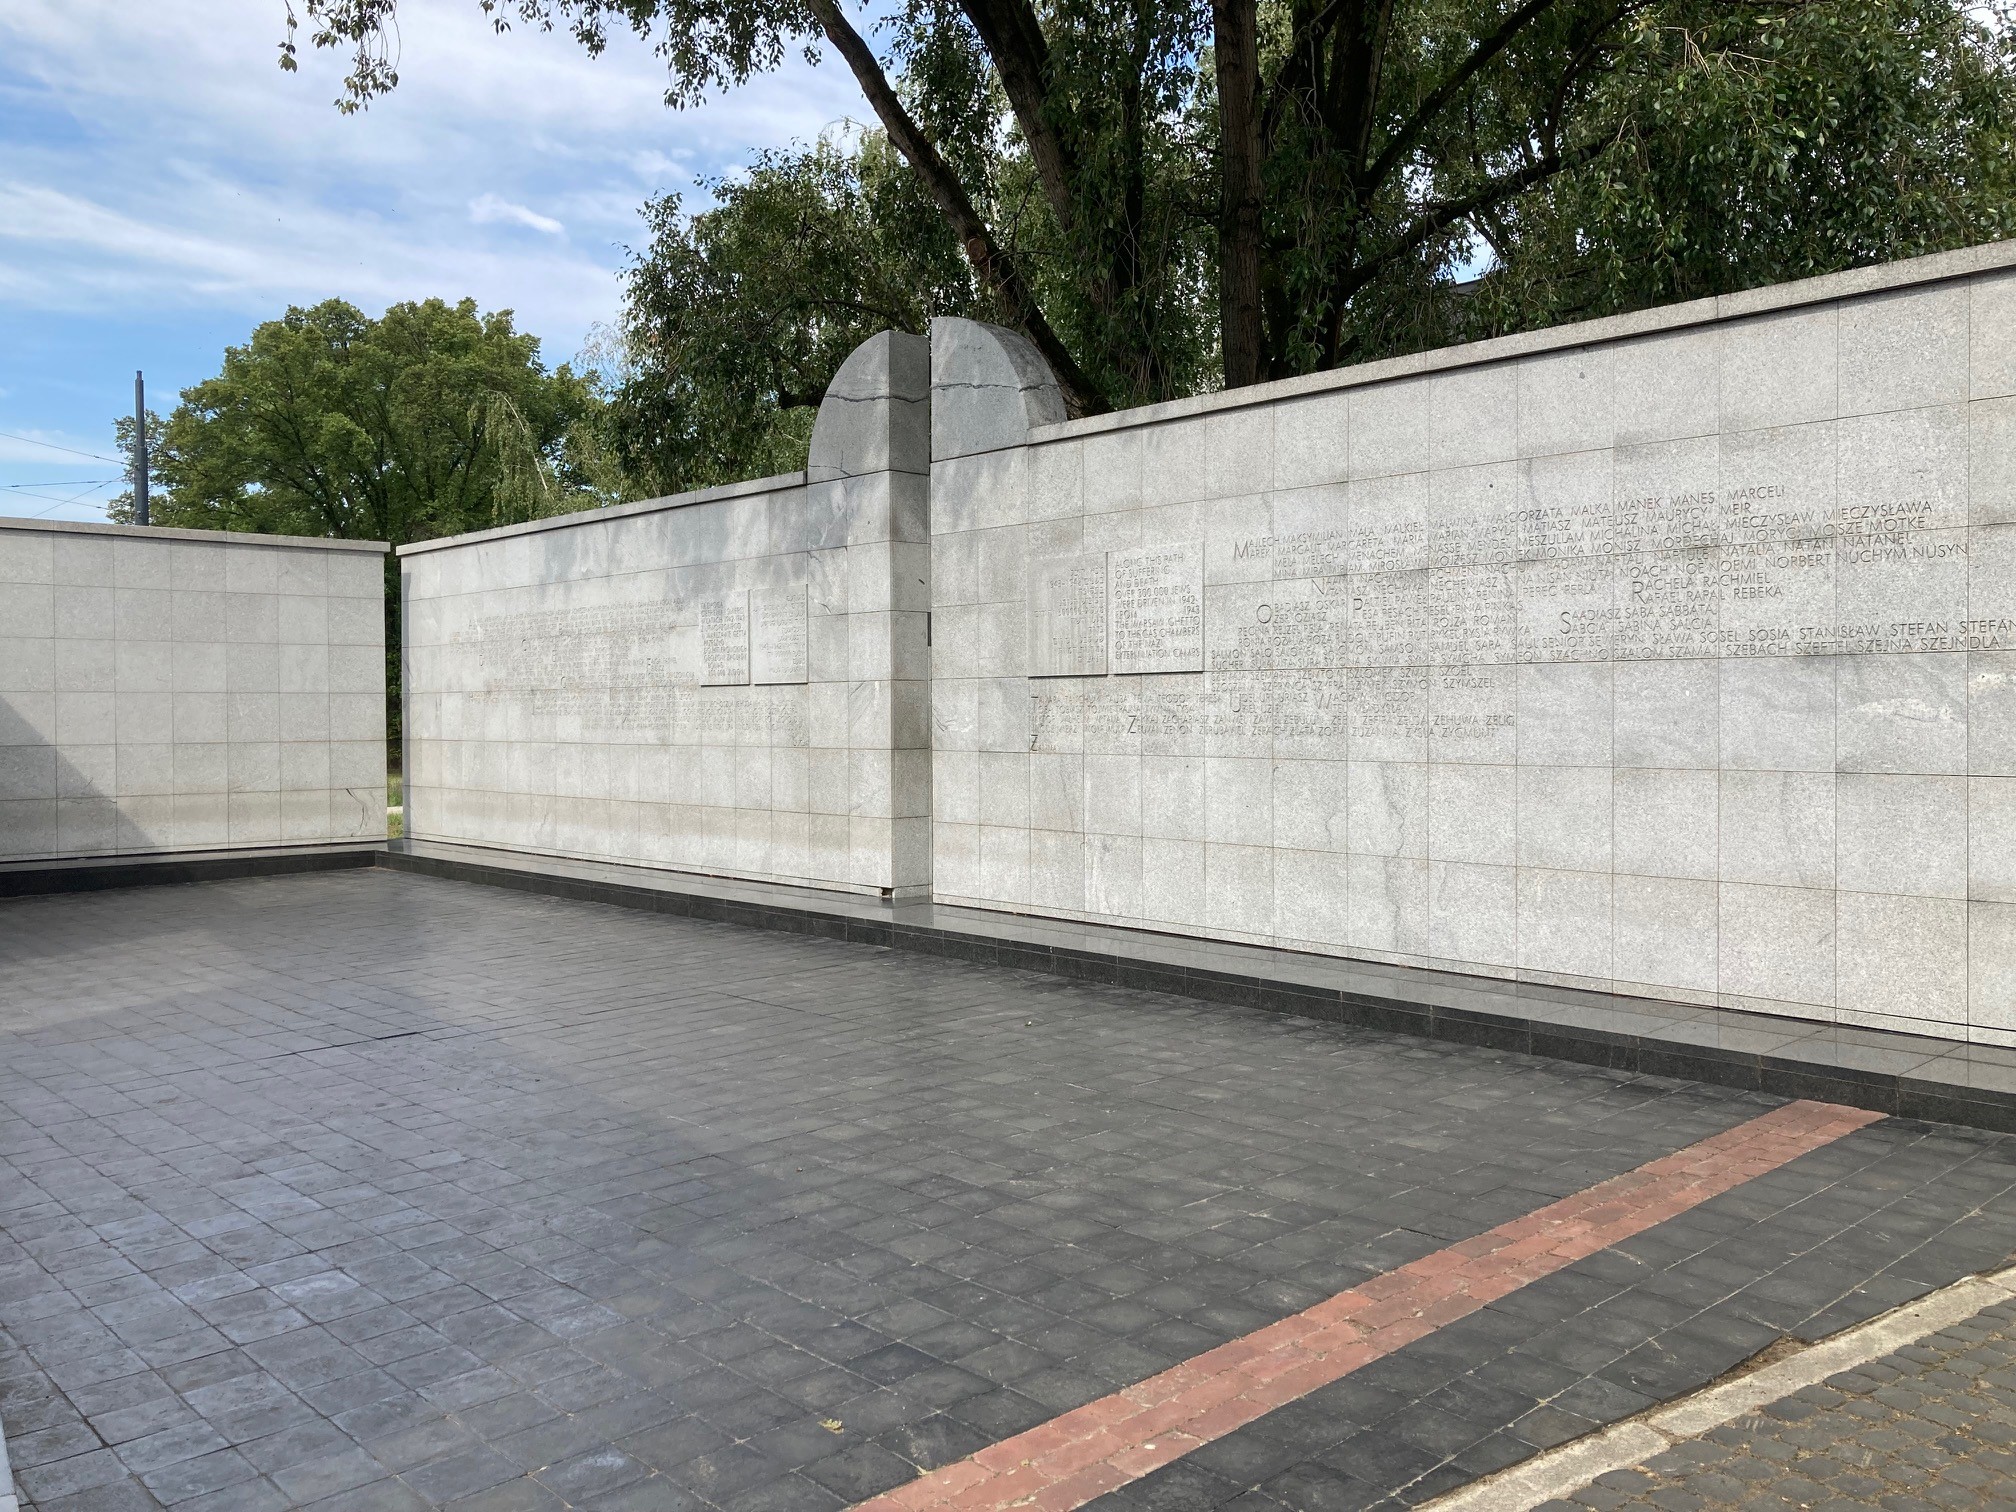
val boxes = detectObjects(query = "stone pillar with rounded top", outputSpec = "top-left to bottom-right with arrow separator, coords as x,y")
806,329 -> 933,895
925,318 -> 1072,916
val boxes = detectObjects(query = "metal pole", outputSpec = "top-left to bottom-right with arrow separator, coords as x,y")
133,371 -> 149,526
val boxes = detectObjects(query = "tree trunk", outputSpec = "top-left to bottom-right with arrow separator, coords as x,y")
1213,0 -> 1265,389
806,0 -> 1110,416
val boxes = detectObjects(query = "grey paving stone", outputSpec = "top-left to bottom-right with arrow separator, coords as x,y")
299,1478 -> 433,1512
172,1478 -> 292,1512
31,1480 -> 167,1512
11,1421 -> 105,1468
17,1446 -> 136,1504
271,1445 -> 394,1505
438,1477 -> 566,1512
396,1446 -> 520,1504
138,1445 -> 261,1505
4,871 -> 2016,1512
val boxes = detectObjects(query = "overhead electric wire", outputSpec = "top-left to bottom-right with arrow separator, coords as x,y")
5,479 -> 118,517
0,428 -> 128,521
0,430 -> 124,464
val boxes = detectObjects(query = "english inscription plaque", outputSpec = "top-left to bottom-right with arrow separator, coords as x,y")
1109,540 -> 1205,675
700,593 -> 750,686
750,585 -> 809,685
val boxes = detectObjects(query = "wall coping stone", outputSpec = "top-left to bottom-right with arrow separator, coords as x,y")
395,470 -> 808,556
1023,235 -> 2016,448
0,514 -> 387,553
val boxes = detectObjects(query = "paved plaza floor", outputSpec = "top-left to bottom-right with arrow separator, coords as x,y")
2,872 -> 2015,1512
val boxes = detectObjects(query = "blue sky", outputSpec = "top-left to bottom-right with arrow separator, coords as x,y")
0,0 -> 864,522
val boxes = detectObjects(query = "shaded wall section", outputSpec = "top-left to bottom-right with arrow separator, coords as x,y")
399,331 -> 932,896
928,244 -> 2016,1047
0,518 -> 388,861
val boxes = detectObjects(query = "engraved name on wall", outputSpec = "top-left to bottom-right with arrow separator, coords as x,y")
444,597 -> 807,745
1016,464 -> 2009,759
459,605 -> 677,686
1023,543 -> 1205,678
1196,476 -> 2005,672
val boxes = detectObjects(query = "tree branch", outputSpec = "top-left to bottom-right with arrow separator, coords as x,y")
1360,0 -> 1560,196
1213,0 -> 1265,388
1259,0 -> 1349,148
1330,0 -> 1394,173
1341,135 -> 1611,304
959,0 -> 1080,231
1114,0 -> 1150,313
805,0 -> 1108,415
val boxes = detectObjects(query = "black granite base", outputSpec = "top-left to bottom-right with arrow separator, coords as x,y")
375,841 -> 2016,1135
0,842 -> 383,898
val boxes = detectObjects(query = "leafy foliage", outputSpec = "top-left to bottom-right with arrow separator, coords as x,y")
881,2 -> 1221,406
281,0 -> 2016,416
111,297 -> 604,540
1462,2 -> 2016,335
1227,0 -> 2016,378
607,132 -> 983,493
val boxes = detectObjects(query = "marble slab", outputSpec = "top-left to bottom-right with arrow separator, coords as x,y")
751,585 -> 809,685
400,329 -> 932,897
0,518 -> 388,862
1108,541 -> 1205,675
1028,552 -> 1109,677
700,593 -> 751,686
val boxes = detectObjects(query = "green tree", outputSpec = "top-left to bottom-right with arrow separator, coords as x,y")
609,131 -> 988,493
282,1 -> 2016,410
1460,3 -> 2016,337
113,296 -> 606,539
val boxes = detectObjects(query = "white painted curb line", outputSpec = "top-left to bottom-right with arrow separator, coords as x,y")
0,1396 -> 18,1512
1422,1264 -> 2016,1512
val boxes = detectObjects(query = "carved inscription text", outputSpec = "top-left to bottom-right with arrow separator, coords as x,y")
700,594 -> 751,686
1029,553 -> 1109,677
1109,541 -> 1205,674
750,585 -> 809,685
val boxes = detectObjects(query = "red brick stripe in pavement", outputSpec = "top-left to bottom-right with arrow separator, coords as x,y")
852,1099 -> 1884,1512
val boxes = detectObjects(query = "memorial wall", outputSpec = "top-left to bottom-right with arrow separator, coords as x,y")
0,519 -> 388,861
928,243 -> 2016,1045
400,332 -> 932,895
395,243 -> 2016,1044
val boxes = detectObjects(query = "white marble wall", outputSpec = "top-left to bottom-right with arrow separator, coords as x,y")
928,246 -> 2016,1045
0,519 -> 388,860
401,333 -> 932,894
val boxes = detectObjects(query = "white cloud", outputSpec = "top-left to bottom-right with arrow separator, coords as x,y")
0,0 -> 866,350
0,0 -> 878,523
0,175 -> 617,329
469,193 -> 567,236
